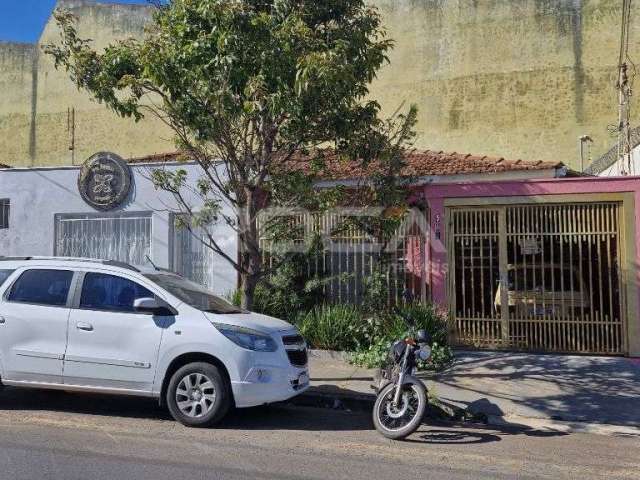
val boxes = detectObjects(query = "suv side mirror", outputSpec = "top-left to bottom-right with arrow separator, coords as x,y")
133,297 -> 176,316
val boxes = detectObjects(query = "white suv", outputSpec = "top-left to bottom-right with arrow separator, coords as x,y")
0,257 -> 309,427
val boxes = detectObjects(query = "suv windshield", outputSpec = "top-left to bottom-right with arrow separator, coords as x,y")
145,273 -> 244,314
0,269 -> 14,287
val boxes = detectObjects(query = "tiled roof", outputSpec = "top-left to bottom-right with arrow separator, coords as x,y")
127,151 -> 186,164
283,150 -> 566,180
126,149 -> 567,179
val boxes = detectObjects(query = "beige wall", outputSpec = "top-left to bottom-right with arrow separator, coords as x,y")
371,0 -> 627,167
0,0 -> 635,168
0,0 -> 173,168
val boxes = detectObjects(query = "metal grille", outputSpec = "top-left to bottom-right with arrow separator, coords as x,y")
448,203 -> 625,355
55,213 -> 152,266
448,209 -> 502,347
258,210 -> 427,305
0,199 -> 8,229
172,223 -> 238,294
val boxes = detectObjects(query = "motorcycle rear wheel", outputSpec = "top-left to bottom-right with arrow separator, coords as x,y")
373,380 -> 427,440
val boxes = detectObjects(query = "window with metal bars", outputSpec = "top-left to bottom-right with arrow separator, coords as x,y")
0,199 -> 8,229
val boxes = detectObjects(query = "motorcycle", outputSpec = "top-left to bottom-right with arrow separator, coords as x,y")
372,308 -> 431,440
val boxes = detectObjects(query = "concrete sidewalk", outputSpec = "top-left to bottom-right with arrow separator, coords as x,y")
304,350 -> 640,434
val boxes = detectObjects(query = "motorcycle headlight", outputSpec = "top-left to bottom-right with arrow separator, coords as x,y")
418,345 -> 432,361
211,323 -> 278,352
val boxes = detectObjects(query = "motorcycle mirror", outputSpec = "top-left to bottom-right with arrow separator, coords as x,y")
416,329 -> 429,343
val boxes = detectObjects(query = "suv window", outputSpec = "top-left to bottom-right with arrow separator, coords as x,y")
80,273 -> 154,313
8,269 -> 73,307
0,269 -> 14,287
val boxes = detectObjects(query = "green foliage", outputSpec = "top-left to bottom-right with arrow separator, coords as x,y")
349,303 -> 453,371
360,268 -> 390,314
396,303 -> 450,346
350,337 -> 391,369
294,305 -> 364,351
227,288 -> 242,307
227,235 -> 335,320
288,300 -> 454,371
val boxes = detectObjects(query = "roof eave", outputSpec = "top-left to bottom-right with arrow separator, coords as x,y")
313,168 -> 565,188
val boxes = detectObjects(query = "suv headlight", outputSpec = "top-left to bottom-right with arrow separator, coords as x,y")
211,323 -> 278,352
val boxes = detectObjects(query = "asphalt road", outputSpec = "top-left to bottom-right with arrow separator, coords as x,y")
0,387 -> 638,480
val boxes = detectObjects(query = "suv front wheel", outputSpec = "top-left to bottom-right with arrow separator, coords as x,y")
166,362 -> 231,427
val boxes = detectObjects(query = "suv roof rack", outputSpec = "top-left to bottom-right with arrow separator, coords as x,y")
0,256 -> 140,272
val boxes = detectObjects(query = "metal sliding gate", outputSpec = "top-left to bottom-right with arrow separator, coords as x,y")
447,202 -> 626,354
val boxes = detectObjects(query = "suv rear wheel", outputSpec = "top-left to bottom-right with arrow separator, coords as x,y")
166,362 -> 231,427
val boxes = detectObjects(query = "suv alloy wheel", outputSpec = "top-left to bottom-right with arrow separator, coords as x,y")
166,362 -> 231,427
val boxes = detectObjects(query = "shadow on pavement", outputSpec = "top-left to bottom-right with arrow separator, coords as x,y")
428,351 -> 640,427
220,403 -> 373,431
0,386 -> 577,438
0,386 -> 374,432
411,429 -> 503,445
312,377 -> 374,382
403,417 -> 570,446
0,386 -> 172,421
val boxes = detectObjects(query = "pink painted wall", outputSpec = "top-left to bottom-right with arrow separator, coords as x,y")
419,176 -> 640,355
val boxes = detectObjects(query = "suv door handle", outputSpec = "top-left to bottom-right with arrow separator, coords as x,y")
76,322 -> 93,332
0,316 -> 5,324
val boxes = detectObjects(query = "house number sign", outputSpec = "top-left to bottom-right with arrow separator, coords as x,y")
78,152 -> 132,211
519,237 -> 541,255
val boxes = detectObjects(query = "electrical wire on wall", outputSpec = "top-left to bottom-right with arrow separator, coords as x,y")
615,0 -> 635,175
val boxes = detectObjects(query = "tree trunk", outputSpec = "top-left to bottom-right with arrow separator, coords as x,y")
238,188 -> 262,311
240,272 -> 259,311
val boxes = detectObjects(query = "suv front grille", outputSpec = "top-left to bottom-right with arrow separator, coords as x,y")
286,349 -> 308,367
282,334 -> 304,345
282,333 -> 308,367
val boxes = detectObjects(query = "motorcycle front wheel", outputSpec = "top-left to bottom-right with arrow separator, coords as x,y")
373,380 -> 427,440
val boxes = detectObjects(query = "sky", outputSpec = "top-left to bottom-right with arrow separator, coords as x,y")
0,0 -> 150,43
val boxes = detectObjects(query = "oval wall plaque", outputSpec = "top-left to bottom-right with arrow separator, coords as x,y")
78,152 -> 132,211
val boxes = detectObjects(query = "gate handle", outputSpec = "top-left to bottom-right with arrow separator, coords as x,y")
76,322 -> 93,332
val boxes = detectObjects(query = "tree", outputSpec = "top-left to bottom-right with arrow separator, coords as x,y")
45,0 -> 416,309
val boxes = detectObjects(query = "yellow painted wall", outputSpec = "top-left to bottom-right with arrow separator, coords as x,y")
0,0 -> 635,168
371,0 -> 627,167
0,0 -> 173,168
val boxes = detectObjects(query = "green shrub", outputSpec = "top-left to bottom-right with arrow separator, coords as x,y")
227,289 -> 242,307
229,280 -> 454,371
350,303 -> 453,371
396,303 -> 450,346
294,305 -> 365,351
350,337 -> 393,369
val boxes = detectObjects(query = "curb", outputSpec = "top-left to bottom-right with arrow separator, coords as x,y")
293,388 -> 640,437
293,388 -> 457,421
293,388 -> 374,412
307,349 -> 352,362
484,414 -> 640,437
